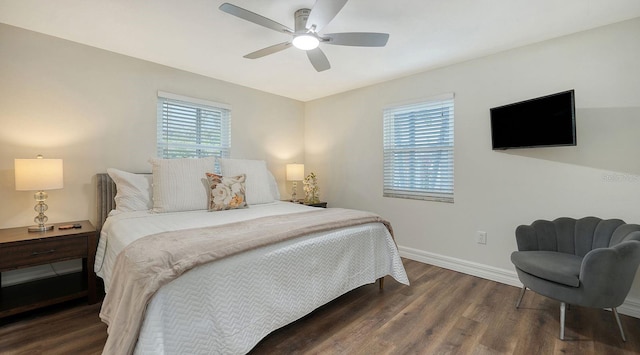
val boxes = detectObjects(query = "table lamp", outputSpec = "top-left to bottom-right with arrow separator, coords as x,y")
15,155 -> 64,232
286,163 -> 304,202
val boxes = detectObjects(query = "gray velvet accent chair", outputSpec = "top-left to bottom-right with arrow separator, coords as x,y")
510,217 -> 640,341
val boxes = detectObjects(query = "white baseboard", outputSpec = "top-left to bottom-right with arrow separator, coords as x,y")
398,245 -> 640,319
618,296 -> 640,319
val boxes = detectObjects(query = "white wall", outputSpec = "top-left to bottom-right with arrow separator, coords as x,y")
305,18 -> 640,303
0,24 -> 305,230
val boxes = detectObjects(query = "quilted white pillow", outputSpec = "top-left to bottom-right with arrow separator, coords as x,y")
267,170 -> 280,200
106,168 -> 153,213
219,158 -> 275,205
149,157 -> 216,213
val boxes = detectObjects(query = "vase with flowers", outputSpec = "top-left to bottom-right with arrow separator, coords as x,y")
303,172 -> 320,204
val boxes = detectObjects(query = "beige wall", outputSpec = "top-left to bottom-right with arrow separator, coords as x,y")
0,24 -> 305,229
305,18 -> 640,303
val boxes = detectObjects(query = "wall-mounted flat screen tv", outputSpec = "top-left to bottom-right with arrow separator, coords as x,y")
490,90 -> 576,150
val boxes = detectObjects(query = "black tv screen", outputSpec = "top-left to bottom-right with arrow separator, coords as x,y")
490,90 -> 576,150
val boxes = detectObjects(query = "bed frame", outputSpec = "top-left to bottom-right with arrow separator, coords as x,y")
96,173 -> 116,233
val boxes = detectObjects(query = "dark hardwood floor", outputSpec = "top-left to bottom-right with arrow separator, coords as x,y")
1,259 -> 640,354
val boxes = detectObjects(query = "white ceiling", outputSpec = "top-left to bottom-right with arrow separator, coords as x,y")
1,0 -> 640,102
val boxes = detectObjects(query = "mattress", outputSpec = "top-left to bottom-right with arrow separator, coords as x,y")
96,201 -> 409,354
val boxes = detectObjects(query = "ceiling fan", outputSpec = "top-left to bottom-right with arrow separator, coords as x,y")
219,0 -> 389,72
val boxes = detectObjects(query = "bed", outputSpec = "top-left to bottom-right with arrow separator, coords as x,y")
95,158 -> 409,355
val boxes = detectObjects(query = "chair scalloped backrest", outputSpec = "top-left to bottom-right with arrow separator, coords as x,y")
516,217 -> 629,257
610,224 -> 640,246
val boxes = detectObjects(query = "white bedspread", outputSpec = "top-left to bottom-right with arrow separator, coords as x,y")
96,202 -> 409,355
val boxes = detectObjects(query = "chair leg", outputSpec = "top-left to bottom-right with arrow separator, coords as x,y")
612,308 -> 627,342
560,302 -> 566,340
515,286 -> 526,308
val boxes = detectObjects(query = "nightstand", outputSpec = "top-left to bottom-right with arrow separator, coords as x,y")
284,200 -> 328,208
303,201 -> 327,208
0,220 -> 98,319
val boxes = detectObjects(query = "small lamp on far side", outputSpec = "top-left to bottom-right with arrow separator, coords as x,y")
15,155 -> 64,232
286,163 -> 304,202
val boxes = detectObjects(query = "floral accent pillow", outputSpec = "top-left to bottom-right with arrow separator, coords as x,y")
206,173 -> 248,211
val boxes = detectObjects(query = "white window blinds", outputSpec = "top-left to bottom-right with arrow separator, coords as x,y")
383,93 -> 454,202
157,91 -> 231,160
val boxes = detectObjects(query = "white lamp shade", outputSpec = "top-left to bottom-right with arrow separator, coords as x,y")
15,158 -> 64,191
286,164 -> 305,181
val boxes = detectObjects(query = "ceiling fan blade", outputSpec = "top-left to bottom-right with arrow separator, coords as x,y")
323,32 -> 389,47
219,3 -> 293,34
243,42 -> 293,59
306,0 -> 348,32
306,47 -> 331,72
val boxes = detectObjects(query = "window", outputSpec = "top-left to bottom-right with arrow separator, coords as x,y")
157,91 -> 231,160
383,93 -> 454,202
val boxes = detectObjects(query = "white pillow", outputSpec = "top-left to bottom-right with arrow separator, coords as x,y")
149,157 -> 216,213
106,168 -> 153,213
267,170 -> 280,200
219,158 -> 275,205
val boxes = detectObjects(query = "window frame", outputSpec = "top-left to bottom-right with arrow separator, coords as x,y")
383,93 -> 455,203
156,91 -> 231,161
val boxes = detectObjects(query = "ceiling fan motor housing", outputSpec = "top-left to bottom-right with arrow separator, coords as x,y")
295,8 -> 312,33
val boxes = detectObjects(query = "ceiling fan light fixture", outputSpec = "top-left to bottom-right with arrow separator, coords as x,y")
219,1 -> 390,72
292,34 -> 319,50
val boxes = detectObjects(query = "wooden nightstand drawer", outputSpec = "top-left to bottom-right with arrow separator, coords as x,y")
0,236 -> 87,271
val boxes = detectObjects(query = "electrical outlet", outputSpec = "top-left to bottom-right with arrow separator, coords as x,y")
476,231 -> 487,245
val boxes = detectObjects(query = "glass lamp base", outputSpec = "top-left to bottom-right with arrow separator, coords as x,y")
29,192 -> 53,232
290,181 -> 298,202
